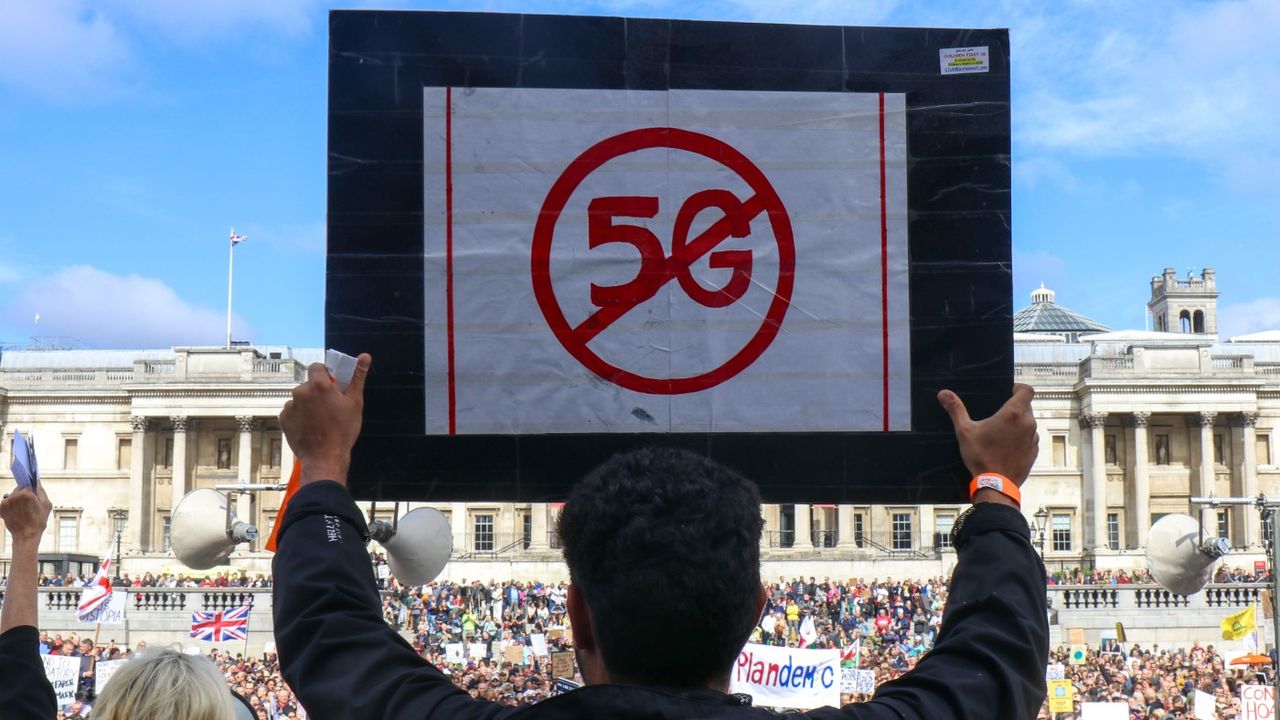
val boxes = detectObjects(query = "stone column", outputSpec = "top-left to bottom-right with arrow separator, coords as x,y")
235,416 -> 258,526
170,416 -> 190,503
837,504 -> 857,548
127,416 -> 152,553
529,503 -> 549,550
792,504 -> 812,549
1081,412 -> 1108,552
1197,412 -> 1217,529
918,505 -> 935,551
1132,412 -> 1151,548
1240,412 -> 1261,546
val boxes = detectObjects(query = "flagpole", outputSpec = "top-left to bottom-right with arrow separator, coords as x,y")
226,228 -> 235,348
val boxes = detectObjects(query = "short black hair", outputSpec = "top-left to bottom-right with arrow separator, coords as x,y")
557,447 -> 763,686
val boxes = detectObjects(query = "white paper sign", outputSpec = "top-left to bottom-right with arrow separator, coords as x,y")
94,659 -> 128,695
1195,689 -> 1217,720
445,643 -> 465,664
854,669 -> 875,695
840,667 -> 856,693
730,643 -> 841,710
939,46 -> 990,75
79,591 -> 127,626
1242,685 -> 1274,720
1046,663 -> 1065,681
530,633 -> 549,658
41,654 -> 81,706
467,642 -> 488,659
1081,702 -> 1129,720
423,87 -> 911,435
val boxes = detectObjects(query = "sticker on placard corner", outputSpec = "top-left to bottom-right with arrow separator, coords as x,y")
939,46 -> 989,75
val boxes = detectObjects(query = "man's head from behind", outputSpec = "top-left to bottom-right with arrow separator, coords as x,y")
557,447 -> 764,689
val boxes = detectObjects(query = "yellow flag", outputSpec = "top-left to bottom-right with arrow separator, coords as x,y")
1221,606 -> 1256,640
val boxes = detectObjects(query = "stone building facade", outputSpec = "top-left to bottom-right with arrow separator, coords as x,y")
2,268 -> 1278,581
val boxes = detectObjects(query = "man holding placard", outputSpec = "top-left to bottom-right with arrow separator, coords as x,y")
273,355 -> 1047,719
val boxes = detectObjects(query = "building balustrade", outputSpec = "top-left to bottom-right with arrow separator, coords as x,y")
1050,583 -> 1263,612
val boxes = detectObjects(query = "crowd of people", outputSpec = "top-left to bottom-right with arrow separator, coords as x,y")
1045,566 -> 1271,586
23,564 -> 1280,717
35,571 -> 271,589
1043,642 -> 1275,720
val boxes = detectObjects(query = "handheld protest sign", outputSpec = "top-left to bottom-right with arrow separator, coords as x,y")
327,11 -> 1012,503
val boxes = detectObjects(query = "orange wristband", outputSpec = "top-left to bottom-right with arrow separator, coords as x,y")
969,473 -> 1021,507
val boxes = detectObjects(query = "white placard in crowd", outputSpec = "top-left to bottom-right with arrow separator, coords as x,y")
41,654 -> 80,706
94,659 -> 128,695
840,668 -> 856,693
1195,689 -> 1217,720
730,643 -> 841,710
530,634 -> 549,657
1241,685 -> 1274,720
467,642 -> 488,660
183,646 -> 203,655
1080,702 -> 1129,720
1046,663 -> 1065,681
445,643 -> 465,664
79,591 -> 127,626
854,669 -> 875,695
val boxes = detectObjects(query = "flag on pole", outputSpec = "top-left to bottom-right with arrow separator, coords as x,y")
230,228 -> 248,246
77,559 -> 113,621
1222,606 -> 1257,640
799,616 -> 819,648
841,640 -> 860,668
190,605 -> 251,642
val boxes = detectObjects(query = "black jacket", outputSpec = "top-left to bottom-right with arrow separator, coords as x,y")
0,625 -> 58,718
274,482 -> 1048,720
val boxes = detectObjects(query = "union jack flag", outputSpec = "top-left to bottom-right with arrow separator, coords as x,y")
190,605 -> 251,642
230,227 -> 248,246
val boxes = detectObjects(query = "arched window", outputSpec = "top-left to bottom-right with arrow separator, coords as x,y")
1179,310 -> 1192,333
1193,310 -> 1205,333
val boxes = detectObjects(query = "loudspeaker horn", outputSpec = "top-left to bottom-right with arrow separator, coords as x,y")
171,488 -> 260,570
368,508 -> 452,586
1146,513 -> 1231,596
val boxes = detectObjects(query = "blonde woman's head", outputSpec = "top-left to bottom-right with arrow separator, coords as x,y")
94,646 -> 235,720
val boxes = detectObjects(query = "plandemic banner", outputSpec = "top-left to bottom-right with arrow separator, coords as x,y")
730,643 -> 841,710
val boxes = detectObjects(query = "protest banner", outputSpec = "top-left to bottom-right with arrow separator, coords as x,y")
729,643 -> 841,710
1242,685 -> 1274,720
467,642 -> 488,660
854,669 -> 875,695
1068,628 -> 1086,645
445,643 -> 465,664
552,651 -> 575,680
327,10 -> 1013,505
94,659 -> 128,695
530,634 -> 549,657
1047,679 -> 1074,714
503,645 -> 525,665
1046,663 -> 1065,681
1081,703 -> 1128,719
840,668 -> 856,694
79,590 -> 127,627
1194,689 -> 1216,720
41,655 -> 80,706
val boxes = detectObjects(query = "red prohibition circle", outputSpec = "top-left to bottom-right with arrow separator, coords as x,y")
531,127 -> 795,395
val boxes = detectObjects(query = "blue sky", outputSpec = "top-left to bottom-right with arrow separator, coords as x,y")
1,0 -> 1277,349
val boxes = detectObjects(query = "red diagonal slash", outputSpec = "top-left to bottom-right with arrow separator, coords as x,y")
569,192 -> 767,346
531,127 -> 795,396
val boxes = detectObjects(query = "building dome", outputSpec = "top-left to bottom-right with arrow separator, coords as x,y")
1013,283 -> 1110,341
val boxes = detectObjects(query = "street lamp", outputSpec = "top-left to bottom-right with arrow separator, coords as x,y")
109,509 -> 127,583
1033,507 -> 1049,558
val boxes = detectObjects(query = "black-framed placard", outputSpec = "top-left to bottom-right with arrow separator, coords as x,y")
327,10 -> 1012,503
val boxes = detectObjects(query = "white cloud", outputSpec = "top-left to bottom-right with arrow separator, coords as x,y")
3,265 -> 251,348
0,0 -> 133,102
1012,0 -> 1280,165
0,0 -> 326,102
1219,298 -> 1280,339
